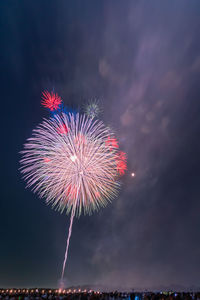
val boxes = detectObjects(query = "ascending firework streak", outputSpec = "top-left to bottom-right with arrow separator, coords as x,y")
20,91 -> 127,282
61,205 -> 75,280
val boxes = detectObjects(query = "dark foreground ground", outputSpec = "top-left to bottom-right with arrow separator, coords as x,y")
0,290 -> 200,300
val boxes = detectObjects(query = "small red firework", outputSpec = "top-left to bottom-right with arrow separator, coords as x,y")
105,136 -> 119,150
94,191 -> 100,198
41,90 -> 62,111
43,157 -> 51,163
116,151 -> 127,175
118,151 -> 127,161
57,123 -> 69,135
116,160 -> 127,175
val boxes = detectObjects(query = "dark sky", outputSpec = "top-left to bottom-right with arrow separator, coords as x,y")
1,0 -> 200,289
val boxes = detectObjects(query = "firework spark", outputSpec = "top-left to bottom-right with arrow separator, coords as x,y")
41,91 -> 62,111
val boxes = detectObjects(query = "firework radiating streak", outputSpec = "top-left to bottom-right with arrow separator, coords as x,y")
61,205 -> 76,280
20,113 -> 120,216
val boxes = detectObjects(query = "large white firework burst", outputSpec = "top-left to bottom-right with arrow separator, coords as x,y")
20,113 -> 121,216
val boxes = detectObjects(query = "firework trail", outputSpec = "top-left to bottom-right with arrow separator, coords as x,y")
61,204 -> 76,280
20,92 -> 127,284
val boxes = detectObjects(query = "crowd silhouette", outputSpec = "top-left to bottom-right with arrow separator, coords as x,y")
0,290 -> 200,300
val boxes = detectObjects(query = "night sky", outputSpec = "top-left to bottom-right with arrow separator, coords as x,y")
1,0 -> 200,290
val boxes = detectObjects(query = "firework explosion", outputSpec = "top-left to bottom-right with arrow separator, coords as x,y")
20,113 -> 121,215
20,91 -> 127,283
84,99 -> 101,119
41,91 -> 62,111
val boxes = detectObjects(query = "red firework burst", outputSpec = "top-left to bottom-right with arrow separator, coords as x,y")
105,136 -> 119,150
43,157 -> 51,163
116,151 -> 127,175
41,91 -> 62,111
57,123 -> 69,135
